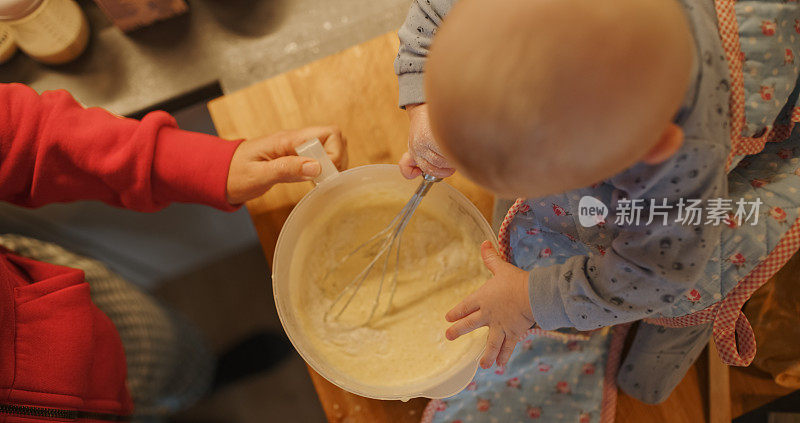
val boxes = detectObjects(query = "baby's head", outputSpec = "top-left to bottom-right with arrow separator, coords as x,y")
426,0 -> 695,198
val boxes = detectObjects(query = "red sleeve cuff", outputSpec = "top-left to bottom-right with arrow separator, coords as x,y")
151,125 -> 244,211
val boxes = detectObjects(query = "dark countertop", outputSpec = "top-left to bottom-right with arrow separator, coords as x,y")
0,0 -> 407,115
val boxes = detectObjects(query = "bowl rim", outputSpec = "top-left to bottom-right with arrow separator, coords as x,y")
272,164 -> 496,400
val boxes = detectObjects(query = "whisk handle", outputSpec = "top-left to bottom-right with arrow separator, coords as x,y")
417,173 -> 441,197
423,174 -> 442,183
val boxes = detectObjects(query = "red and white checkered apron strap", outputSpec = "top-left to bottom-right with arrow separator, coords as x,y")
716,0 -> 799,169
711,216 -> 800,366
714,0 -> 747,171
498,198 -> 526,262
601,324 -> 632,423
643,304 -> 718,328
420,399 -> 440,423
648,216 -> 800,366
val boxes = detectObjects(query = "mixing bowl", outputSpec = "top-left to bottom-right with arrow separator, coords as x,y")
273,156 -> 496,401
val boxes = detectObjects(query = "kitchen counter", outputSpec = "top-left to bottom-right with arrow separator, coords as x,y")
0,0 -> 409,116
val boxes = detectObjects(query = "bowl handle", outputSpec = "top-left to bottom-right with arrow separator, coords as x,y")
295,138 -> 340,185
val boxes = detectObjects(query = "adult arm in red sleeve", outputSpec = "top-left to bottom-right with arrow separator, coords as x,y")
0,83 -> 242,211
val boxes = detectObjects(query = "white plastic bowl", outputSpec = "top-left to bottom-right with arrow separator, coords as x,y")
272,163 -> 496,400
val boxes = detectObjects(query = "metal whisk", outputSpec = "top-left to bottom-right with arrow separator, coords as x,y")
323,174 -> 441,324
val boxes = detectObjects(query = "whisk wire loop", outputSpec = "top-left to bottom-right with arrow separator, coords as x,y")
322,174 -> 440,325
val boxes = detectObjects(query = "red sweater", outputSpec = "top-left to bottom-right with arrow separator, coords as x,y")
0,83 -> 242,422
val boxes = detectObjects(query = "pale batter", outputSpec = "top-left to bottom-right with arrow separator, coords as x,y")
291,190 -> 489,389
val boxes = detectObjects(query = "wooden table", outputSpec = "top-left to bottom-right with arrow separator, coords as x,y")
208,32 -> 793,423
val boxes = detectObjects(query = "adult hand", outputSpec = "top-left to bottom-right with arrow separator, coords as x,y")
399,103 -> 456,179
226,126 -> 347,205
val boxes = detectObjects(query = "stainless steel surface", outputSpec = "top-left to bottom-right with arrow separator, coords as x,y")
0,0 -> 408,115
325,174 -> 441,325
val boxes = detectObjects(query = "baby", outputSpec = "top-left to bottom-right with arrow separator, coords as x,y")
396,0 -> 800,404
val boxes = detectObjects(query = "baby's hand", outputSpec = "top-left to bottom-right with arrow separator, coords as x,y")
445,241 -> 534,368
399,103 -> 456,179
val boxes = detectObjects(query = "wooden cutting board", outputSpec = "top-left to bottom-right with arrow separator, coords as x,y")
207,32 -> 493,264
